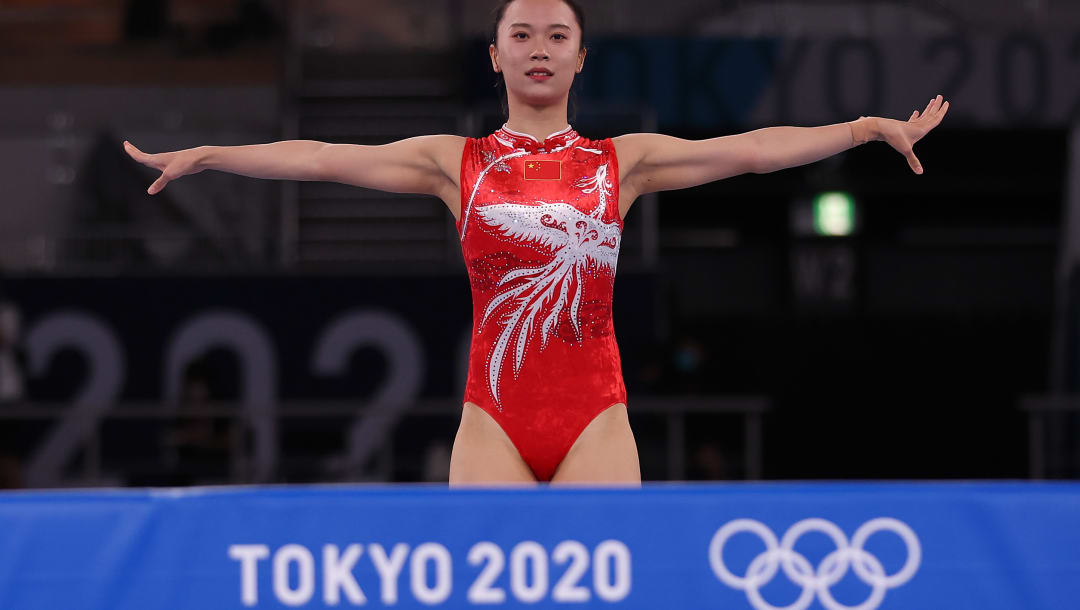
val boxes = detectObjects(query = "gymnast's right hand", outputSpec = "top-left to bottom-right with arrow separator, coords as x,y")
123,140 -> 204,195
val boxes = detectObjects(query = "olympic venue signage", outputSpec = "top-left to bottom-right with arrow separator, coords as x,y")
0,482 -> 1076,609
484,32 -> 1080,128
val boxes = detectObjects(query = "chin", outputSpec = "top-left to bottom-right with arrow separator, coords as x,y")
514,89 -> 569,106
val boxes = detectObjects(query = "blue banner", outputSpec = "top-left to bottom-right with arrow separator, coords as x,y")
1,482 -> 1078,609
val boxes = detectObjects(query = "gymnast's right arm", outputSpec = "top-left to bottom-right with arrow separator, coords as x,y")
123,136 -> 453,197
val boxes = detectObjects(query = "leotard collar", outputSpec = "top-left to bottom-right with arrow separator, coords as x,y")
494,123 -> 579,153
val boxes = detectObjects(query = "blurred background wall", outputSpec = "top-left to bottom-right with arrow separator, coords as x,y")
0,0 -> 1078,488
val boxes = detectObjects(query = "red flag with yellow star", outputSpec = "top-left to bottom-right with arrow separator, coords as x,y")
524,160 -> 561,180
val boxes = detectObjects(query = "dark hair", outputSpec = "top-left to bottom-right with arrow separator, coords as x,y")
489,0 -> 587,122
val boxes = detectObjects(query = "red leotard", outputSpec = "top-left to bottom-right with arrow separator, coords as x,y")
456,123 -> 628,481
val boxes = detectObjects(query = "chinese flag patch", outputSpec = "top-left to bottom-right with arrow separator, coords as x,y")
524,160 -> 561,180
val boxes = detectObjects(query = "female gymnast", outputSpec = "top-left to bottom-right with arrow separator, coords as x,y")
123,0 -> 949,487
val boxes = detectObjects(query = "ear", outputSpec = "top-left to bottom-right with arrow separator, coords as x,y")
577,47 -> 587,73
489,43 -> 500,73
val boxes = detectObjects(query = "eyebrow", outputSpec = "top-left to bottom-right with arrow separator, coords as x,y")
508,23 -> 571,30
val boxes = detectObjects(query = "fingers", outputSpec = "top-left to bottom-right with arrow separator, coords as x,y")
936,100 -> 949,124
148,172 -> 169,195
914,95 -> 950,122
125,141 -> 169,193
901,95 -> 946,174
917,96 -> 949,132
123,140 -> 143,159
124,140 -> 161,170
903,147 -> 923,175
929,95 -> 948,118
910,101 -> 931,122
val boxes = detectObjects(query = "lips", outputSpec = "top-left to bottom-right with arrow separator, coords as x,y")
526,69 -> 553,76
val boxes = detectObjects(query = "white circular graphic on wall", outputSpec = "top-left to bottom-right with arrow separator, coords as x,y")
709,517 -> 921,610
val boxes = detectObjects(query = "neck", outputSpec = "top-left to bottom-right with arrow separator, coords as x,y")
502,122 -> 571,144
503,95 -> 571,143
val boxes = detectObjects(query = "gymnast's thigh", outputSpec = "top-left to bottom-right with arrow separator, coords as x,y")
550,403 -> 642,486
449,402 -> 539,486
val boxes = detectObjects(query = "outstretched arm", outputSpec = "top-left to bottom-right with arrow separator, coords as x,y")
755,95 -> 949,175
124,135 -> 461,197
616,95 -> 949,197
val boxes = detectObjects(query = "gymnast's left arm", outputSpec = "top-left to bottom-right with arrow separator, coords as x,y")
617,94 -> 949,197
753,94 -> 949,176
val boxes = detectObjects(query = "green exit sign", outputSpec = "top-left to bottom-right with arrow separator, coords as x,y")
812,192 -> 856,236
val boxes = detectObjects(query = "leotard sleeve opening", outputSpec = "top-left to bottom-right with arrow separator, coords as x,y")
606,138 -> 623,225
456,137 -> 475,231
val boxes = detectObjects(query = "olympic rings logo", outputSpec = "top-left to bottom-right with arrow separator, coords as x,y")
708,518 -> 922,610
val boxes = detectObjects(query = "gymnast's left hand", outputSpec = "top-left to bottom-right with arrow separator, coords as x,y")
877,94 -> 950,175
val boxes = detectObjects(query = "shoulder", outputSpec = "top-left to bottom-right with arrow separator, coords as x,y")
610,133 -> 656,187
394,134 -> 466,206
610,133 -> 656,161
426,134 -> 468,170
419,134 -> 467,190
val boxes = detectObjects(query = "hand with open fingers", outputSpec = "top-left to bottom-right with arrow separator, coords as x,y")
877,94 -> 949,175
122,141 -> 203,195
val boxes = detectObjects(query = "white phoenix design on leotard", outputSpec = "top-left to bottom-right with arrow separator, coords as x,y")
475,163 -> 620,406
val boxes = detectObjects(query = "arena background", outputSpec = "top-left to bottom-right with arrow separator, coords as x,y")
0,2 -> 1079,609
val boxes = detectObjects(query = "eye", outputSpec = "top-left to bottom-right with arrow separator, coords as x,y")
553,33 -> 567,40
513,32 -> 527,40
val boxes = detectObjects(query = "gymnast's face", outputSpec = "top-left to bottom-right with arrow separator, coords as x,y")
490,0 -> 586,109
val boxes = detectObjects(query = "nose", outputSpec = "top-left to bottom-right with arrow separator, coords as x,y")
531,47 -> 549,60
